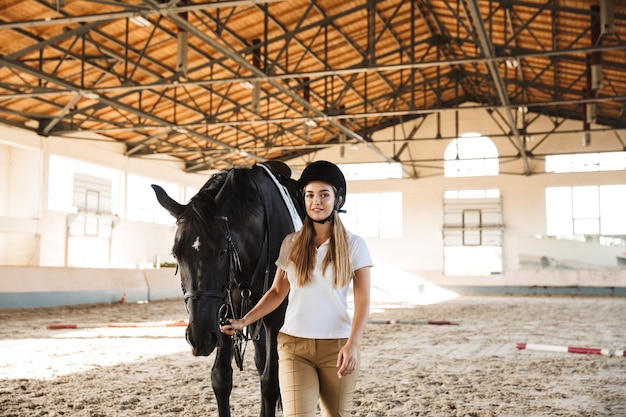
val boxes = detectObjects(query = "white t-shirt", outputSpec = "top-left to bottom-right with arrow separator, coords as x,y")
276,229 -> 373,339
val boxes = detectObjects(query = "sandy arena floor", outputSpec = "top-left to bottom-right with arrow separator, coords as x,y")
1,292 -> 625,417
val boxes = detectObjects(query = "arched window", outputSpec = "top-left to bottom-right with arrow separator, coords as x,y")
444,133 -> 499,177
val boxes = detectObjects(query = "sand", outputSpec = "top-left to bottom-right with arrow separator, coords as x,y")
1,295 -> 625,417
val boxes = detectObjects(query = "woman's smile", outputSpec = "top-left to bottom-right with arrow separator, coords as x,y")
304,180 -> 336,219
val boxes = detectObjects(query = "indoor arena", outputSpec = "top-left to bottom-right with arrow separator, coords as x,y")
1,1 -> 625,416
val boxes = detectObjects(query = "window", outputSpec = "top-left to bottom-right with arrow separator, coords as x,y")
342,192 -> 402,238
48,156 -> 122,267
127,174 -> 179,225
337,162 -> 402,180
48,154 -> 122,215
186,186 -> 199,203
73,173 -> 112,214
546,185 -> 626,236
443,189 -> 503,275
444,133 -> 499,177
444,189 -> 500,199
546,151 -> 626,173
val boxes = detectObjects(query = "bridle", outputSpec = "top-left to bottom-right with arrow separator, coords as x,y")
180,168 -> 274,371
182,215 -> 241,307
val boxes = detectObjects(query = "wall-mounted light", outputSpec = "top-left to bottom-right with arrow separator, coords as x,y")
240,81 -> 254,90
305,119 -> 317,127
130,15 -> 151,27
505,57 -> 519,69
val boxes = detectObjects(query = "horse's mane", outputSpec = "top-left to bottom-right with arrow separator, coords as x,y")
182,167 -> 263,233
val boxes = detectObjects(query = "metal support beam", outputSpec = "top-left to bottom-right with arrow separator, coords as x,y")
165,10 -> 400,168
465,0 -> 531,175
0,56 -> 254,159
0,0 -> 287,30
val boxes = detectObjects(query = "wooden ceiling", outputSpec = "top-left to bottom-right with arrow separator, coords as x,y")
0,0 -> 625,174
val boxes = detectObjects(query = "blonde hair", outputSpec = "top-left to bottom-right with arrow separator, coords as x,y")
289,213 -> 353,288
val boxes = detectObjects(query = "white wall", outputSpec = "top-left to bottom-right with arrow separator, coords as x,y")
339,172 -> 625,276
283,108 -> 626,288
0,266 -> 181,308
0,111 -> 625,307
0,124 -> 207,268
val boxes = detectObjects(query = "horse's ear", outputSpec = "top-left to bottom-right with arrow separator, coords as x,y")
151,184 -> 185,219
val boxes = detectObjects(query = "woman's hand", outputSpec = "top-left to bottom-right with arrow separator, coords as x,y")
219,268 -> 290,337
336,266 -> 370,379
336,341 -> 358,379
220,319 -> 245,336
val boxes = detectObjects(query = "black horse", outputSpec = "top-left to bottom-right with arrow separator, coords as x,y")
152,162 -> 302,417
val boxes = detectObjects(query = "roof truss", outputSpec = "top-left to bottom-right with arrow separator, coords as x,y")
0,0 -> 624,175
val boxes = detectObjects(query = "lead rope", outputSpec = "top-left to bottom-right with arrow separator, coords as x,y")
243,225 -> 269,344
219,167 -> 274,370
215,216 -> 249,371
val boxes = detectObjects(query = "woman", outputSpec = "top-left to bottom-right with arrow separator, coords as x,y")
220,160 -> 372,417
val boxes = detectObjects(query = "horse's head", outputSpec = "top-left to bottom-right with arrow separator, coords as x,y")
151,169 -> 265,356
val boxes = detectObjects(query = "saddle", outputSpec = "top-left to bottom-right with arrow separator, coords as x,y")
261,160 -> 306,221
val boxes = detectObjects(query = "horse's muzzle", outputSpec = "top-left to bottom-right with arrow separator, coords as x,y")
186,324 -> 221,356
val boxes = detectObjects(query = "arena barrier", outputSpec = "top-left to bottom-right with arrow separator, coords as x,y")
2,266 -> 626,309
0,266 -> 181,308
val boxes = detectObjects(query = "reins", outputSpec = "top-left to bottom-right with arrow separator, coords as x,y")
179,166 -> 276,371
206,168 -> 274,371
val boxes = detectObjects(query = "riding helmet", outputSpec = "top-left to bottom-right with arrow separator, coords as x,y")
298,160 -> 346,209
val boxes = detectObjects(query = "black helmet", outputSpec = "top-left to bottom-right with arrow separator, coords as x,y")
298,160 -> 346,209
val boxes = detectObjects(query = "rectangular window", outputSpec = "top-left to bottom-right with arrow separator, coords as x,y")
444,188 -> 500,199
337,162 -> 402,180
73,173 -> 112,214
127,174 -> 179,225
546,151 -> 626,173
443,189 -> 503,275
600,185 -> 626,235
342,192 -> 402,238
48,154 -> 122,215
546,185 -> 626,236
186,186 -> 199,203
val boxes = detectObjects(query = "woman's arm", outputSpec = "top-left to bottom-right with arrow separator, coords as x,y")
220,268 -> 290,335
337,265 -> 371,378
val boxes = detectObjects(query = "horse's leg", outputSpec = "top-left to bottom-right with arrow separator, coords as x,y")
212,334 -> 234,417
256,305 -> 286,417
252,326 -> 274,417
